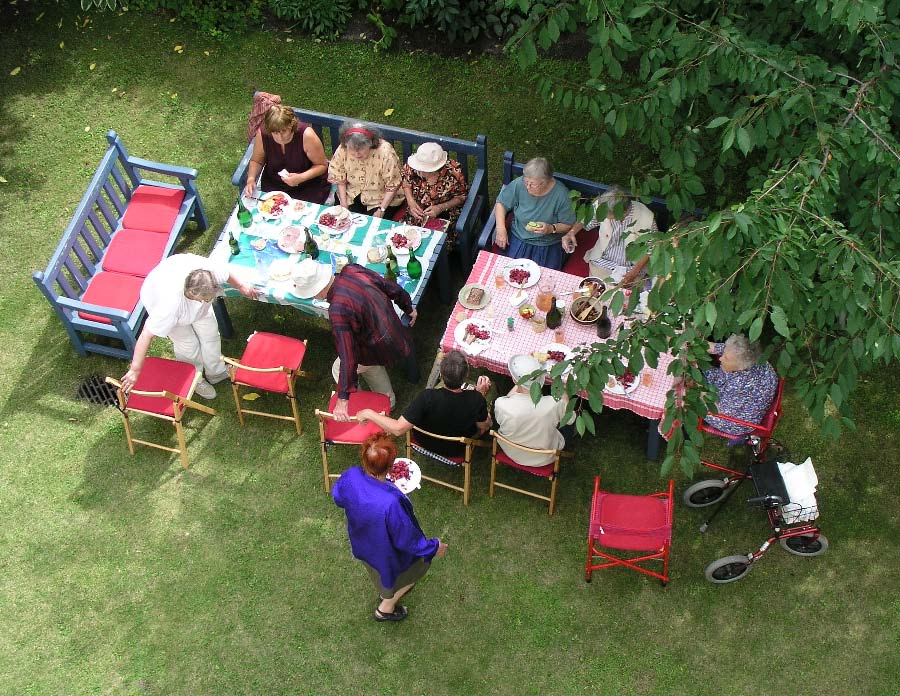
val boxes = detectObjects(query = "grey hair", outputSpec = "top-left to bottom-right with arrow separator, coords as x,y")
522,157 -> 553,180
339,120 -> 382,150
724,333 -> 762,371
184,270 -> 219,300
440,349 -> 470,390
596,185 -> 630,215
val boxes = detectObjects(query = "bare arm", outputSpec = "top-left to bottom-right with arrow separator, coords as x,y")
243,132 -> 265,198
494,201 -> 509,249
357,410 -> 413,437
120,327 -> 156,392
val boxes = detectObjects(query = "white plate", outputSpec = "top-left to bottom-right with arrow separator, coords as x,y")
388,226 -> 422,253
604,371 -> 640,395
388,458 -> 421,495
276,226 -> 304,254
504,259 -> 541,289
317,206 -> 353,233
534,343 -> 573,369
258,191 -> 293,220
458,283 -> 490,310
454,318 -> 492,352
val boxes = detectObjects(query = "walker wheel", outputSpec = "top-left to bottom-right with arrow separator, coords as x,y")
704,555 -> 753,584
683,479 -> 727,508
780,533 -> 829,557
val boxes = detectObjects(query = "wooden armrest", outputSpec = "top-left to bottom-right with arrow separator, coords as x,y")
223,356 -> 290,374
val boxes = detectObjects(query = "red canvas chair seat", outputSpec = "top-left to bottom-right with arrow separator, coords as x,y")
224,332 -> 308,434
106,357 -> 215,469
585,476 -> 674,585
406,426 -> 489,506
233,332 -> 307,394
77,271 -> 144,324
494,449 -> 556,479
315,391 -> 392,492
101,228 -> 171,277
121,185 -> 185,233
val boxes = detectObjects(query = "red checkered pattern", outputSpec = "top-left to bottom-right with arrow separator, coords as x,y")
440,251 -> 675,435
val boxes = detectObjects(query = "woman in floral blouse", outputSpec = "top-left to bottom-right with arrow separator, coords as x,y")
400,142 -> 468,248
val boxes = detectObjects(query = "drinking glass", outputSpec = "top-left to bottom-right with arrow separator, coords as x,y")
494,269 -> 506,289
536,277 -> 556,312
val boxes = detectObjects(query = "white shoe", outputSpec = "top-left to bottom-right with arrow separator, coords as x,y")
194,380 -> 216,400
206,371 -> 230,385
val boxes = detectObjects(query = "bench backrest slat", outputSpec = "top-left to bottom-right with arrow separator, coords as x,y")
110,161 -> 135,204
87,210 -> 113,248
102,178 -> 127,218
62,257 -> 89,294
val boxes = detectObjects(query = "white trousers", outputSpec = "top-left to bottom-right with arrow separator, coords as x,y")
331,358 -> 395,408
167,312 -> 227,383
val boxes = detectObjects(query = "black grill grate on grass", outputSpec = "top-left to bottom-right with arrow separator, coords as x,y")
77,374 -> 120,408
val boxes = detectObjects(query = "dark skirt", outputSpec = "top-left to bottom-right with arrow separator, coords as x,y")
507,235 -> 566,271
364,558 -> 431,598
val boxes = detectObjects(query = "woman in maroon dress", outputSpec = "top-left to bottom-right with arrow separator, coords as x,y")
243,105 -> 331,204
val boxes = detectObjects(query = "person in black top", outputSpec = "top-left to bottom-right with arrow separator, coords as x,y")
356,350 -> 491,458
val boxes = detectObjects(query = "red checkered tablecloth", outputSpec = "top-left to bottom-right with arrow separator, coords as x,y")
440,251 -> 675,433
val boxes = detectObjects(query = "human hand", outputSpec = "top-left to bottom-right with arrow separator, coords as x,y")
423,204 -> 443,218
120,367 -> 140,393
356,408 -> 372,423
435,541 -> 448,558
281,172 -> 304,187
333,398 -> 350,422
237,282 -> 261,299
562,233 -> 577,253
408,309 -> 418,327
495,228 -> 508,249
475,375 -> 491,395
408,201 -> 425,219
372,208 -> 385,219
242,180 -> 256,199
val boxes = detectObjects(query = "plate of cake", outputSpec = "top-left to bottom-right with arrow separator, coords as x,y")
458,283 -> 490,310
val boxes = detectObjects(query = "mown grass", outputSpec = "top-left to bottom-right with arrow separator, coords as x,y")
1,5 -> 898,695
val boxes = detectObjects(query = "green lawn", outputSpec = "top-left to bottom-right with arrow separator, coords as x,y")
1,7 -> 898,695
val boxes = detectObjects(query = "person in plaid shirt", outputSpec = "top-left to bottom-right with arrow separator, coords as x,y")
294,259 -> 417,421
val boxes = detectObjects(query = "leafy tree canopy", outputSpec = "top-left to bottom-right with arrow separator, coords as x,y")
507,0 -> 900,474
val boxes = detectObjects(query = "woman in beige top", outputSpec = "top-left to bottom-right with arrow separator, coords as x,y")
328,121 -> 405,218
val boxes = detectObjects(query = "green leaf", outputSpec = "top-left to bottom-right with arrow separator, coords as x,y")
707,116 -> 730,129
770,305 -> 790,338
736,126 -> 752,155
705,301 -> 717,330
628,4 -> 652,19
748,316 -> 764,342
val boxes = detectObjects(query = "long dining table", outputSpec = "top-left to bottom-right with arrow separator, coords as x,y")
440,251 -> 674,459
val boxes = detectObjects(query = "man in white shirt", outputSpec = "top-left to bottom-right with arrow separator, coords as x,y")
493,354 -> 574,467
120,253 -> 258,399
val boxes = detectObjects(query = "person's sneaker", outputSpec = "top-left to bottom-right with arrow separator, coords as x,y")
206,371 -> 230,385
194,380 -> 217,400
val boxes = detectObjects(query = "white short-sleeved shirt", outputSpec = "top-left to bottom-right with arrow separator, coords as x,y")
140,254 -> 229,337
494,391 -> 569,467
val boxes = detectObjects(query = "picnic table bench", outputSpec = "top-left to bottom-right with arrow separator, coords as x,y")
477,151 -> 672,277
33,130 -> 208,360
232,98 -> 489,273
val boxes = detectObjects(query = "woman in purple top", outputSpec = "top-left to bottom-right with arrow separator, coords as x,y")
332,432 -> 448,622
243,105 -> 331,204
704,334 -> 779,436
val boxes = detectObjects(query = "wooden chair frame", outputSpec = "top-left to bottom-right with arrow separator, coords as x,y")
406,426 -> 489,506
222,339 -> 308,435
314,394 -> 389,493
106,374 -> 216,469
489,430 -> 573,515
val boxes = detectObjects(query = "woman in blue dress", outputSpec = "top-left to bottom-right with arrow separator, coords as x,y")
494,157 -> 577,270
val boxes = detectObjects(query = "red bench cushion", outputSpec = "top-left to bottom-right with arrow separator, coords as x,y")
126,357 -> 198,417
234,332 -> 307,394
121,185 -> 185,234
101,228 -> 170,277
77,271 -> 144,324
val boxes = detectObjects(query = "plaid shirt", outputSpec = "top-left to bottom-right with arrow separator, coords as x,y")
327,264 -> 414,400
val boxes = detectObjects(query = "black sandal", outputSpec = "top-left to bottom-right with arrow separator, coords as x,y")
374,605 -> 408,622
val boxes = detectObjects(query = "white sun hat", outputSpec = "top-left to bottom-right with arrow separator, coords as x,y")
407,142 -> 449,173
291,258 -> 333,299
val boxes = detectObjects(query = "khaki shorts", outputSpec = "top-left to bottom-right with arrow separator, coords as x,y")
364,558 -> 431,598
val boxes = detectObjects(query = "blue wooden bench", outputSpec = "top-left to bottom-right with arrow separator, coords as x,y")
33,130 -> 208,360
477,151 -> 672,276
232,99 -> 489,272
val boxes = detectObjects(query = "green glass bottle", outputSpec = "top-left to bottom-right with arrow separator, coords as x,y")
406,245 -> 422,280
303,226 -> 320,260
384,247 -> 398,283
545,295 -> 562,329
236,196 -> 253,229
228,231 -> 240,257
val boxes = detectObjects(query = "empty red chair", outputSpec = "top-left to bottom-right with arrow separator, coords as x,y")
222,332 -> 308,434
106,357 -> 216,469
585,476 -> 674,585
314,391 -> 392,492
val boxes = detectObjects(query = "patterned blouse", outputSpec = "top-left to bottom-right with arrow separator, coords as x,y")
328,140 -> 404,211
400,161 -> 468,229
703,343 -> 779,435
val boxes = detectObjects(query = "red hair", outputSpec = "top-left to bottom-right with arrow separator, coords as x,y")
360,432 -> 397,477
